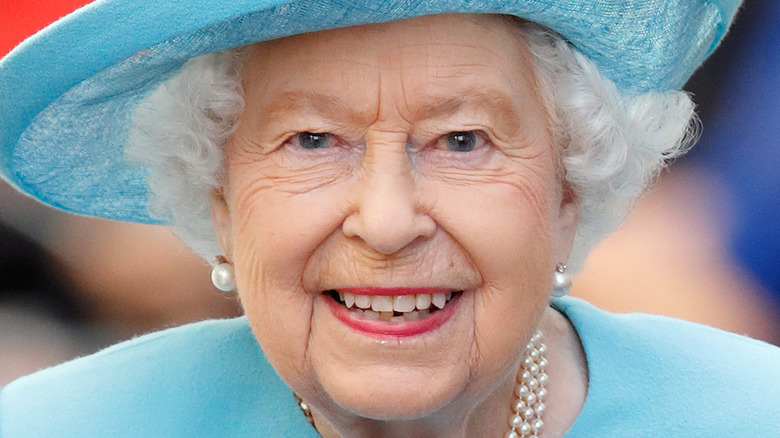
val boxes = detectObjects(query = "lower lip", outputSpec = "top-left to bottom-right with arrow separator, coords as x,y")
325,292 -> 461,339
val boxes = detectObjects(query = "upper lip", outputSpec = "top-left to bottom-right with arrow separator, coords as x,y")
333,287 -> 457,296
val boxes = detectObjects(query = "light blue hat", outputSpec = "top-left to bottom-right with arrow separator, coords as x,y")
0,0 -> 741,224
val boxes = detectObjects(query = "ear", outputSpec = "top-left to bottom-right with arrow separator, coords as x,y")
210,188 -> 235,261
553,184 -> 579,265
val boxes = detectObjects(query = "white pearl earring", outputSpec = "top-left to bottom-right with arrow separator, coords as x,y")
211,256 -> 236,292
550,263 -> 572,298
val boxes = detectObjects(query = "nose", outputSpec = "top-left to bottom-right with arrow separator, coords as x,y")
342,141 -> 436,254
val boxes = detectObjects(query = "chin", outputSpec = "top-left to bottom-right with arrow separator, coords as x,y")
314,365 -> 469,421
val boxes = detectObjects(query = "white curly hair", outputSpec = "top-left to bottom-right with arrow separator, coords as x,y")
127,20 -> 697,272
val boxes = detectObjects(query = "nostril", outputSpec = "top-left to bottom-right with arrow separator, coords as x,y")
343,158 -> 435,254
342,212 -> 435,255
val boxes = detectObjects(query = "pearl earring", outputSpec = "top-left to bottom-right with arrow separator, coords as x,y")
550,263 -> 572,298
211,256 -> 236,292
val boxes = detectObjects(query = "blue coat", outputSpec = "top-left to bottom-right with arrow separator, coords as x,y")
2,297 -> 779,437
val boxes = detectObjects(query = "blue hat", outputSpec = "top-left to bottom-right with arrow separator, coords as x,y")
0,0 -> 741,224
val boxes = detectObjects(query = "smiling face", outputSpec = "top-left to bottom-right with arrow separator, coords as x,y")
211,13 -> 577,429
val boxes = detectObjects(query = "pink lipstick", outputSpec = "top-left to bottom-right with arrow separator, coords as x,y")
325,287 -> 461,338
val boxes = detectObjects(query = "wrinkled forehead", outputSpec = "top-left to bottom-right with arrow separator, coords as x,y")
239,14 -> 544,130
244,14 -> 531,78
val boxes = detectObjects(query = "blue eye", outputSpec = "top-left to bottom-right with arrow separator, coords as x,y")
444,131 -> 478,152
298,132 -> 331,149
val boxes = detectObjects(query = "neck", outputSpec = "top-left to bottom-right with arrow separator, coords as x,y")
312,373 -> 517,438
310,307 -> 587,438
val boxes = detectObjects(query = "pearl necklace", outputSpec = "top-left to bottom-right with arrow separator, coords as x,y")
507,330 -> 547,437
296,331 -> 547,438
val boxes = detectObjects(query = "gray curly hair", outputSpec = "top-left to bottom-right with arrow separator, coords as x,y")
127,21 -> 697,272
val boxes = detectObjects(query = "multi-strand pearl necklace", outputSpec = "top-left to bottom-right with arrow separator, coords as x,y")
296,331 -> 548,438
507,330 -> 547,437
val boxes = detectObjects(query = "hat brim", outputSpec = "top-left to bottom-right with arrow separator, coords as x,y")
0,0 -> 739,223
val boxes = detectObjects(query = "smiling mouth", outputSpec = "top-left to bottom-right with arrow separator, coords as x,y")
326,290 -> 462,322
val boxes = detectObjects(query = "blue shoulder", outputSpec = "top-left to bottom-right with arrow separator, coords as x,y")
0,317 -> 317,437
555,297 -> 780,437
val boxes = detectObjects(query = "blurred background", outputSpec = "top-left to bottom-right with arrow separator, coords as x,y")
1,1 -> 779,386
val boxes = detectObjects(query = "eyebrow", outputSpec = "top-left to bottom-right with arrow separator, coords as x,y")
263,91 -> 366,126
262,89 -> 523,133
411,90 -> 521,131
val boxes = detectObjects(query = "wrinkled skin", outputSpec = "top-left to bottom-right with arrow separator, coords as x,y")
211,14 -> 585,438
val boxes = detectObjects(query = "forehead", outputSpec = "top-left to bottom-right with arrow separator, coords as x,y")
241,14 -> 542,126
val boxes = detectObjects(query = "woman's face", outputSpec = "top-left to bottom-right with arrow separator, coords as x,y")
212,14 -> 577,421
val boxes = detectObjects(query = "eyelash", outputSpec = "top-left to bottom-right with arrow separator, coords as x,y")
284,130 -> 491,155
430,130 -> 489,153
286,132 -> 339,150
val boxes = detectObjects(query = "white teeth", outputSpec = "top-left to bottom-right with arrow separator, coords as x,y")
354,294 -> 371,309
336,291 -> 459,319
371,295 -> 394,312
415,293 -> 431,310
432,293 -> 446,309
393,295 -> 416,312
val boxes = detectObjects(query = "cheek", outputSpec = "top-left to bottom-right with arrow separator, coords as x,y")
226,152 -> 354,280
225,160 -> 352,382
425,166 -> 557,369
428,167 -> 557,280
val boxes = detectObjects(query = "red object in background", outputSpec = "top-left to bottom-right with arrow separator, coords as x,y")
0,0 -> 93,57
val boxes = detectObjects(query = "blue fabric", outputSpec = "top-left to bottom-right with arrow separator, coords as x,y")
554,299 -> 780,436
0,318 -> 318,437
0,0 -> 741,223
2,297 -> 778,437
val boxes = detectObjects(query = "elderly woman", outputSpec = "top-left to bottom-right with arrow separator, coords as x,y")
1,1 -> 778,437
